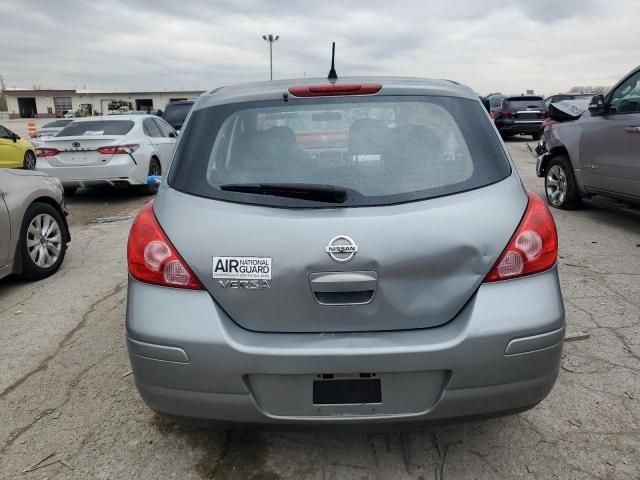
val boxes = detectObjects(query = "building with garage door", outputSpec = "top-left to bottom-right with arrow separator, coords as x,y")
3,88 -> 204,119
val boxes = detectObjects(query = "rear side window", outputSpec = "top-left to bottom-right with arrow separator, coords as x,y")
154,118 -> 176,137
169,96 -> 510,208
143,118 -> 162,137
506,97 -> 545,110
57,120 -> 134,136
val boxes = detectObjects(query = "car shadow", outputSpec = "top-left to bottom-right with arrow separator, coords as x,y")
149,413 -> 519,478
64,186 -> 152,226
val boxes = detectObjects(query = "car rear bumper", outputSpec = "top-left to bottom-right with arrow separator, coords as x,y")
36,155 -> 146,186
126,267 -> 565,425
497,120 -> 543,135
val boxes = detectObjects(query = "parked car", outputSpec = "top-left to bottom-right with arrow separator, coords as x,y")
543,92 -> 595,109
162,100 -> 194,132
29,119 -> 74,147
126,77 -> 563,426
537,65 -> 640,209
539,98 -> 592,133
0,169 -> 70,280
35,115 -> 178,195
0,124 -> 37,170
489,94 -> 547,140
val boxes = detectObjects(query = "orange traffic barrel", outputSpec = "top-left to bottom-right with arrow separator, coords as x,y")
27,121 -> 37,136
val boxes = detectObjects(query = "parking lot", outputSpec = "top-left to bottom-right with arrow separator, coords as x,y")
0,131 -> 637,479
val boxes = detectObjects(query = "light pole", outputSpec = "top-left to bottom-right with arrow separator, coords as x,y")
262,34 -> 279,81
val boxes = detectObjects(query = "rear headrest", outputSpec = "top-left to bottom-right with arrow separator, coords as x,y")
348,118 -> 388,155
265,126 -> 298,149
389,124 -> 441,151
384,124 -> 442,165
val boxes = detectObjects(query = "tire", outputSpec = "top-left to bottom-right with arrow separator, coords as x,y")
19,202 -> 68,280
23,150 -> 37,170
143,157 -> 161,195
544,156 -> 582,209
532,132 -> 541,141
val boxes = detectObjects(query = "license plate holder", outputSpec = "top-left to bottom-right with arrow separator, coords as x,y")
313,378 -> 381,405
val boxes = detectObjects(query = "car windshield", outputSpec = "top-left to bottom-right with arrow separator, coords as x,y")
163,103 -> 193,122
507,97 -> 545,109
56,120 -> 134,136
42,120 -> 72,128
168,95 -> 511,208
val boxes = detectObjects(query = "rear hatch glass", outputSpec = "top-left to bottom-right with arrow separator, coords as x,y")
42,119 -> 73,129
169,96 -> 510,207
57,120 -> 134,137
506,97 -> 545,110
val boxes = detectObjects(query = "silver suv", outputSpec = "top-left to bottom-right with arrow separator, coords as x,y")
537,65 -> 640,209
126,77 -> 564,425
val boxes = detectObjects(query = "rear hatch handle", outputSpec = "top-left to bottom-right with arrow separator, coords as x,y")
309,271 -> 378,306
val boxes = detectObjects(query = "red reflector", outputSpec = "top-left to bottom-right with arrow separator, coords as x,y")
484,192 -> 558,282
127,202 -> 202,290
36,148 -> 60,157
288,84 -> 382,97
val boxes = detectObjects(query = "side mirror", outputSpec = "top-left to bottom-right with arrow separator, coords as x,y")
11,132 -> 20,142
588,94 -> 606,116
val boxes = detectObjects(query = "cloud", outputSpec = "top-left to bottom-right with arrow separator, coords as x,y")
0,0 -> 637,95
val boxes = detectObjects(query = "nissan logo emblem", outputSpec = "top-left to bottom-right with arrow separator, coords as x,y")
325,235 -> 358,263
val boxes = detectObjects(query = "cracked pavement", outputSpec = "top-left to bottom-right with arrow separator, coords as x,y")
0,140 -> 638,479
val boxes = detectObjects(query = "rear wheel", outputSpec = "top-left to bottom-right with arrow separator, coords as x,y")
19,203 -> 68,280
144,158 -> 161,195
23,151 -> 36,170
545,156 -> 581,209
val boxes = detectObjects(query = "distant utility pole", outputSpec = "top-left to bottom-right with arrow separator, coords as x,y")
0,75 -> 7,112
262,34 -> 279,81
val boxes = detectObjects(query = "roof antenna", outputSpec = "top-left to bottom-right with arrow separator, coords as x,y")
327,42 -> 338,82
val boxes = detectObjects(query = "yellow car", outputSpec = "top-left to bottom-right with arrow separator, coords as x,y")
0,124 -> 37,170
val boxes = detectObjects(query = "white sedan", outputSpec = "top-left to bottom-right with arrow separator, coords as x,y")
35,115 -> 177,194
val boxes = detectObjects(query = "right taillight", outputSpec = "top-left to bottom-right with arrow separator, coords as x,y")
97,144 -> 139,155
127,202 -> 202,290
485,192 -> 558,282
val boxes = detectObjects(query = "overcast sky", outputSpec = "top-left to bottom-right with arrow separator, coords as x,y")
1,0 -> 638,95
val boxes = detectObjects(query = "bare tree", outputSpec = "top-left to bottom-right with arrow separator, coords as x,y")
569,86 -> 608,94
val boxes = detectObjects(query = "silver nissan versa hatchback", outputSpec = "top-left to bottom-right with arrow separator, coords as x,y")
126,77 -> 565,425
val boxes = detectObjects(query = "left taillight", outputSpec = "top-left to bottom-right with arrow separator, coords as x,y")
97,144 -> 139,155
484,192 -> 558,282
127,202 -> 203,290
36,148 -> 60,157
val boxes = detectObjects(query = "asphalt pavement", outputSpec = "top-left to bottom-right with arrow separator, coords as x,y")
0,139 -> 638,479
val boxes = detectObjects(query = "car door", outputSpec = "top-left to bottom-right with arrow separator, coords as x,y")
580,69 -> 640,199
152,118 -> 178,170
0,125 -> 22,168
0,173 -> 11,267
142,118 -> 170,170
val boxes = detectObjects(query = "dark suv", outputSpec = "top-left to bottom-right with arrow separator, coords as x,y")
489,95 -> 547,140
162,100 -> 195,132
